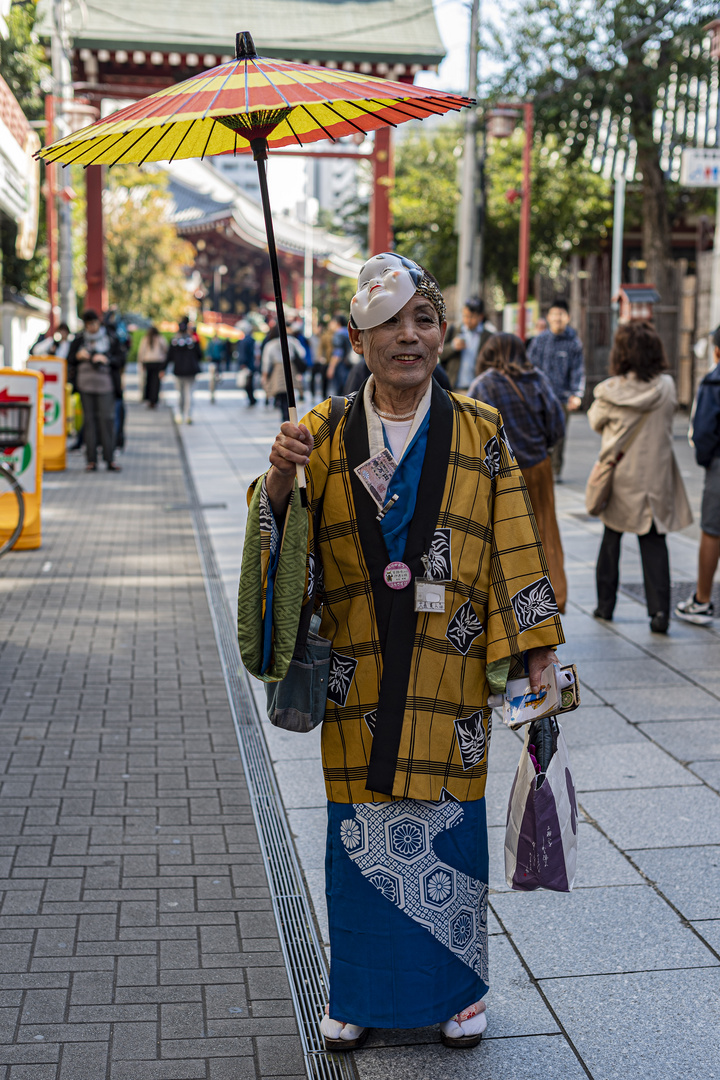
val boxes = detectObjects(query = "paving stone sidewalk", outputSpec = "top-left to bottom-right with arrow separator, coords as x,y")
0,406 -> 305,1080
177,376 -> 720,1080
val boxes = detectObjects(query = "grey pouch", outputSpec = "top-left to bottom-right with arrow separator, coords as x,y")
266,616 -> 332,732
264,397 -> 345,734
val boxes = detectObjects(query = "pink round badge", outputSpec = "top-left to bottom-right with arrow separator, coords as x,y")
383,561 -> 412,590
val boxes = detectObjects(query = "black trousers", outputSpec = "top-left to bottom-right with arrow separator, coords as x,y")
596,523 -> 670,617
144,365 -> 163,406
80,391 -> 115,465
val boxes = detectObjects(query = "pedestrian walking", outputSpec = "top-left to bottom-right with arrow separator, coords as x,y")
241,251 -> 565,1050
168,317 -> 203,424
468,332 -> 567,612
310,315 -> 332,398
103,307 -> 129,451
528,298 -> 585,480
441,296 -> 496,391
588,321 -> 692,633
675,324 -> 720,625
235,321 -> 258,406
260,325 -> 305,422
207,332 -> 231,372
326,312 -> 353,393
67,309 -> 124,472
138,326 -> 169,409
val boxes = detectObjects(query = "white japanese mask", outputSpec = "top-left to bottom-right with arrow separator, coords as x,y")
351,252 -> 425,330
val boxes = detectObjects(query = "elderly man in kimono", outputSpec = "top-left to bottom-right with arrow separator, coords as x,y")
248,253 -> 564,1050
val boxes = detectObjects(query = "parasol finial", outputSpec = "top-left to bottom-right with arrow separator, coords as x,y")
235,32 -> 258,60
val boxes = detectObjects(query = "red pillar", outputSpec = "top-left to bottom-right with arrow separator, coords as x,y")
369,127 -> 394,255
516,103 -> 534,340
45,95 -> 57,332
85,165 -> 107,313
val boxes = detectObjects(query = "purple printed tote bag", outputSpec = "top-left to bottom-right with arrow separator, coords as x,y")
504,722 -> 578,891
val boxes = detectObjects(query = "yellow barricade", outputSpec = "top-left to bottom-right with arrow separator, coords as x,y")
0,368 -> 44,550
26,356 -> 67,471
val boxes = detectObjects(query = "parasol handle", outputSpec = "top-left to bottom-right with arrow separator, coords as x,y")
252,136 -> 307,506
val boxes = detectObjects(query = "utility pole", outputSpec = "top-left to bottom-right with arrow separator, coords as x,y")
455,0 -> 480,322
50,0 -> 76,326
610,162 -> 627,338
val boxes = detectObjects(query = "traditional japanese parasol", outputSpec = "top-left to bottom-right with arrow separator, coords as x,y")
39,31 -> 472,503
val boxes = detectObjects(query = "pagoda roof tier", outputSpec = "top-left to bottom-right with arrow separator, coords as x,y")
162,158 -> 363,279
37,0 -> 445,69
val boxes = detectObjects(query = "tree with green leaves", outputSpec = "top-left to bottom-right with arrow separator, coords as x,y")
71,166 -> 195,321
489,0 -> 718,294
0,0 -> 48,123
0,0 -> 51,297
484,130 -> 612,297
392,125 -> 464,289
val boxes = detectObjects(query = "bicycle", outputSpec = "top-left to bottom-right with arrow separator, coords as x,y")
0,402 -> 31,558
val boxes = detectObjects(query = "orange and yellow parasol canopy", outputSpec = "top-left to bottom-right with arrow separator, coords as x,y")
39,35 -> 472,167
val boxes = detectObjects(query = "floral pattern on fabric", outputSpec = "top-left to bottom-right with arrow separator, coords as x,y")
498,422 -> 516,462
340,800 -> 488,980
511,574 -> 559,633
327,651 -> 358,707
454,711 -> 489,770
364,710 -> 378,736
482,435 -> 502,479
426,528 -> 452,580
446,599 -> 484,655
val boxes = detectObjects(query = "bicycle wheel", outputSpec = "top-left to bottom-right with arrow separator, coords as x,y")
0,462 -> 24,557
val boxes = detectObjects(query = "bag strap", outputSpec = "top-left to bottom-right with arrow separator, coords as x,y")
501,371 -> 528,406
291,396 -> 346,660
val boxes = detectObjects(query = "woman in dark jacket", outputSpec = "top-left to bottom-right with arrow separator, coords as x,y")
468,332 -> 567,611
67,309 -> 124,472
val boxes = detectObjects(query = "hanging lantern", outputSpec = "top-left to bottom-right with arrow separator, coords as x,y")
487,108 -> 521,139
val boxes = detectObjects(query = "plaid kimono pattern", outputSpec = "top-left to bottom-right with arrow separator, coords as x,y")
248,388 -> 564,804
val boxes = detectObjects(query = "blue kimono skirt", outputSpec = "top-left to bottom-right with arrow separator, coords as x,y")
326,797 -> 489,1029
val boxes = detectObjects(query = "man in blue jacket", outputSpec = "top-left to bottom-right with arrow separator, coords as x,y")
675,326 -> 720,625
528,298 -> 585,480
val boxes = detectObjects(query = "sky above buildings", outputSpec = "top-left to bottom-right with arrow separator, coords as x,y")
268,0 -> 496,213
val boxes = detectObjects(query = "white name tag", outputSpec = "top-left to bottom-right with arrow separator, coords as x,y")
414,578 -> 446,613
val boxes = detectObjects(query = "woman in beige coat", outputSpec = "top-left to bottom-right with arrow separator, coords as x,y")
588,321 -> 692,633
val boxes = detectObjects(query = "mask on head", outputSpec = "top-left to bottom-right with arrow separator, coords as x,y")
351,252 -> 427,330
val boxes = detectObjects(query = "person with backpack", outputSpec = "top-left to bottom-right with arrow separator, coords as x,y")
468,332 -> 567,612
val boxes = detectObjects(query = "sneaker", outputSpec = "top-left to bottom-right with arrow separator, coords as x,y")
675,594 -> 714,625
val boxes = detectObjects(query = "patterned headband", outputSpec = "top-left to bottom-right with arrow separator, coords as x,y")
415,273 -> 446,325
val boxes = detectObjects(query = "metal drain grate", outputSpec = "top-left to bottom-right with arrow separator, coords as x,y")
173,424 -> 357,1080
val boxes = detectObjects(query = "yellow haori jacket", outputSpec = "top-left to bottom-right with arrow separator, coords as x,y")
247,382 -> 564,804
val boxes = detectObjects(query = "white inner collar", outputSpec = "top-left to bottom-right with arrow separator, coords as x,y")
364,374 -> 434,462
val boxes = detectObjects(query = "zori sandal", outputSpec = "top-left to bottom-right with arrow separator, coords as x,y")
440,998 -> 487,1049
320,1006 -> 369,1051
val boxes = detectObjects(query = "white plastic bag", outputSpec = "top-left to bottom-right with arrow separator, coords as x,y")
504,722 -> 578,892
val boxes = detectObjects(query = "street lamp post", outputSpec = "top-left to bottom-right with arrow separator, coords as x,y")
517,102 -> 533,341
487,102 -> 534,339
455,0 -> 480,323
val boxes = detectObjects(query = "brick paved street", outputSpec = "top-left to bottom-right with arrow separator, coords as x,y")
0,405 -> 305,1080
3,376 -> 720,1080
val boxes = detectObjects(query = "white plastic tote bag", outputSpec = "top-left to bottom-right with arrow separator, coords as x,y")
504,722 -> 578,891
